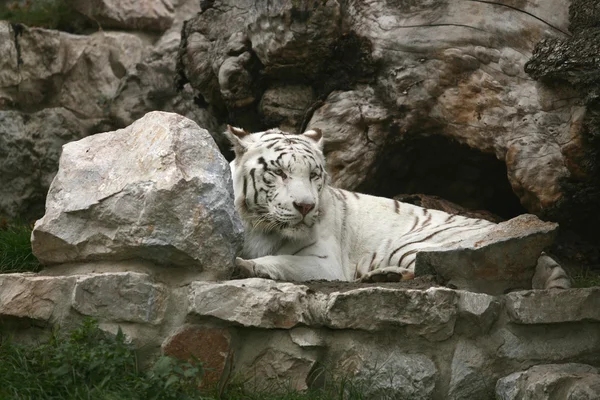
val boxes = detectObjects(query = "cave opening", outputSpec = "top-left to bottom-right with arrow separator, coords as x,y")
358,134 -> 528,220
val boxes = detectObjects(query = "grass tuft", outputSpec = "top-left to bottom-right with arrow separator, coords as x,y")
571,267 -> 600,288
0,220 -> 41,274
0,318 -> 209,400
0,0 -> 84,32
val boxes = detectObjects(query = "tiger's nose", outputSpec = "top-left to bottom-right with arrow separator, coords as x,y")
293,202 -> 315,216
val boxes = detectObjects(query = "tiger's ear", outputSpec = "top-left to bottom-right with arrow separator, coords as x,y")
224,125 -> 253,156
302,128 -> 323,150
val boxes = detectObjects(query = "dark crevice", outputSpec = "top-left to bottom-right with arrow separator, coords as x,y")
199,0 -> 215,13
174,19 -> 190,91
11,23 -> 24,66
359,134 -> 527,220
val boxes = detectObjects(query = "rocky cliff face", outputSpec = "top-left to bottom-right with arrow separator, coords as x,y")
0,0 -> 217,221
176,0 -> 599,264
524,0 -> 600,247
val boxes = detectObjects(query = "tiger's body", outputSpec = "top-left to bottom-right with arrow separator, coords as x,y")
225,126 -> 570,289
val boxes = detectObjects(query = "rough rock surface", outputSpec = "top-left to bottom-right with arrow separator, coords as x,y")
31,111 -> 243,278
0,21 -> 144,219
72,272 -> 167,325
496,363 -> 600,400
188,279 -> 316,329
0,1 -> 216,220
505,287 -> 600,324
0,108 -> 105,219
324,287 -> 457,340
338,348 -> 438,400
448,339 -> 495,400
247,348 -> 317,392
523,0 -> 600,245
187,279 -> 504,342
2,272 -> 600,399
110,28 -> 220,139
0,22 -> 145,116
415,214 -> 558,294
0,274 -> 75,323
68,0 -> 175,31
259,85 -> 314,133
177,0 -> 596,234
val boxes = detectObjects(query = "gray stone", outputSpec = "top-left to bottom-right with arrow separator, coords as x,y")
68,0 -> 175,31
177,0 -> 342,110
1,24 -> 144,117
496,325 -> 600,363
73,272 -> 167,325
307,86 -> 390,190
0,274 -> 75,323
505,287 -> 600,324
415,214 -> 558,295
456,291 -> 501,335
187,279 -> 317,329
0,108 -> 103,220
31,111 -> 243,278
0,24 -> 144,219
109,30 -> 220,143
338,349 -> 437,400
0,22 -> 19,91
448,340 -> 494,400
496,363 -> 600,400
246,348 -> 317,392
260,85 -> 315,132
324,287 -> 457,340
189,282 -> 462,338
289,327 -> 324,348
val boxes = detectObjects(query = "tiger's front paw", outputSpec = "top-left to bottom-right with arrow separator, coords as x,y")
358,267 -> 415,283
234,257 -> 275,280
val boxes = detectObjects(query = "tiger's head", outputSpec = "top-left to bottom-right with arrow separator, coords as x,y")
225,125 -> 327,240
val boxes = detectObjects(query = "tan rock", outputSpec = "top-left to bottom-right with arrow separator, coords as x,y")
0,274 -> 75,323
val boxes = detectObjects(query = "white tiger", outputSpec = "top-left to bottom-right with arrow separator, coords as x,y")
225,125 -> 571,289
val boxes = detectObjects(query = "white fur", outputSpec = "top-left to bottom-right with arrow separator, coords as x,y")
226,127 -> 571,288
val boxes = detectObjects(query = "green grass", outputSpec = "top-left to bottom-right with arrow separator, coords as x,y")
0,319 -> 368,400
0,221 -> 41,274
571,267 -> 600,288
0,318 -> 210,400
0,0 -> 83,32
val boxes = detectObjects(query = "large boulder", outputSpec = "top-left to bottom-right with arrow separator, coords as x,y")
415,214 -> 559,295
31,111 -> 243,279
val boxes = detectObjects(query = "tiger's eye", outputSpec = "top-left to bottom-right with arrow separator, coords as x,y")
274,169 -> 287,179
309,172 -> 319,180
